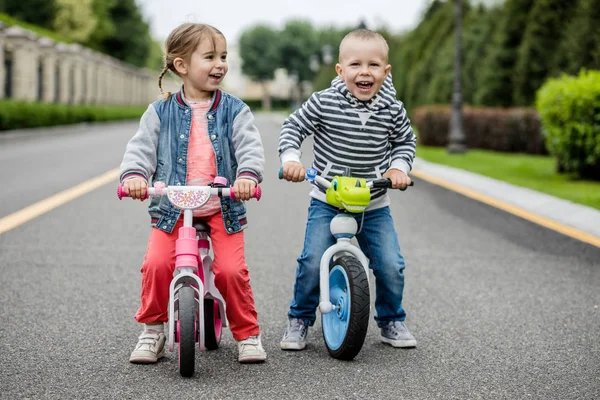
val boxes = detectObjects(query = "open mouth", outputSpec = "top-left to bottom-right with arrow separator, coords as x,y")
209,73 -> 223,81
356,81 -> 373,90
342,202 -> 367,212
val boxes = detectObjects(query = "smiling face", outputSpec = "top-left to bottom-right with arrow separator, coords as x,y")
174,35 -> 228,102
335,37 -> 391,101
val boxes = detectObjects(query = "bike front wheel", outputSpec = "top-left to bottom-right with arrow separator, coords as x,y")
322,255 -> 370,360
178,285 -> 196,377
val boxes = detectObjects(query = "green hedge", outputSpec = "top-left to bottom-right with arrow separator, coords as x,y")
536,69 -> 600,180
0,101 -> 146,131
242,97 -> 292,111
411,105 -> 546,154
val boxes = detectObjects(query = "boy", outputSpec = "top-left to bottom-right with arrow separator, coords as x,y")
278,29 -> 417,350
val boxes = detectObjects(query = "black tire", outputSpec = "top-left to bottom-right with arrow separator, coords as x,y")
178,286 -> 196,377
322,255 -> 370,360
203,299 -> 222,350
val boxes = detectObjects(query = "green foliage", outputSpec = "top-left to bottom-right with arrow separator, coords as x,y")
85,0 -> 117,53
146,39 -> 164,71
53,0 -> 97,43
474,0 -> 534,106
417,145 -> 600,210
513,0 -> 574,106
0,13 -> 71,43
0,100 -> 146,130
0,0 -> 57,29
97,0 -> 151,68
552,0 -> 600,76
279,20 -> 320,82
238,25 -> 280,82
1,0 -> 151,68
536,70 -> 600,180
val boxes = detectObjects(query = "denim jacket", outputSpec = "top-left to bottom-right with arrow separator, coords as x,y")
119,87 -> 265,234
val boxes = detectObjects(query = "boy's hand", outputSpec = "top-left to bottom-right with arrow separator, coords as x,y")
123,177 -> 148,200
233,178 -> 256,201
382,169 -> 412,189
282,161 -> 306,182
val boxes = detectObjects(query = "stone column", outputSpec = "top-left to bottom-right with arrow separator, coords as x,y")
0,22 -> 7,100
38,37 -> 57,103
4,26 -> 39,101
68,44 -> 84,104
55,42 -> 73,104
80,48 -> 96,104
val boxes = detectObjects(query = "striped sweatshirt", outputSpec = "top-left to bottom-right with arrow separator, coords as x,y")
278,74 -> 416,209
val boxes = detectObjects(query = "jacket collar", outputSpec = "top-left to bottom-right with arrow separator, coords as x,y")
331,73 -> 396,111
176,86 -> 222,112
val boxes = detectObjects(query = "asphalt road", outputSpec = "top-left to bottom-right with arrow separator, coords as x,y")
1,114 -> 598,400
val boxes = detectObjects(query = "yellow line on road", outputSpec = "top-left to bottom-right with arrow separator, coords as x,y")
411,169 -> 600,249
0,168 -> 120,236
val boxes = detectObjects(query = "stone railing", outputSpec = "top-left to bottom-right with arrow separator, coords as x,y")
0,22 -> 180,106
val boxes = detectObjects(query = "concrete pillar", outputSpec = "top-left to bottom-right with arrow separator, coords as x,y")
38,37 -> 57,103
55,42 -> 73,104
4,26 -> 39,101
67,44 -> 84,104
80,48 -> 96,104
0,22 -> 7,100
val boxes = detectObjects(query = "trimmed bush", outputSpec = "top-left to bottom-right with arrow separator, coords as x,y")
412,105 -> 545,154
536,69 -> 600,180
241,97 -> 291,111
0,101 -> 146,131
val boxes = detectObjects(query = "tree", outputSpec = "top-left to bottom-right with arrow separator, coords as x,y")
238,25 -> 280,110
85,0 -> 117,53
279,20 -> 320,100
552,0 -> 600,75
513,0 -> 574,105
95,0 -> 152,68
474,0 -> 534,106
0,0 -> 57,29
53,0 -> 97,43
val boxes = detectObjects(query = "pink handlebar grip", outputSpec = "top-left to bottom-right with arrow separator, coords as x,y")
229,185 -> 262,201
117,184 -> 148,200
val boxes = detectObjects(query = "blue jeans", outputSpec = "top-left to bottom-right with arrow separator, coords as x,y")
288,198 -> 407,327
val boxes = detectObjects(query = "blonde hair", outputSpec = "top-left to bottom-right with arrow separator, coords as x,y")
339,29 -> 389,62
158,23 -> 225,98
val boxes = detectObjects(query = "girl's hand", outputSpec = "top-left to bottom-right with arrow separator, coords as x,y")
123,177 -> 148,200
282,161 -> 306,182
382,169 -> 412,189
233,178 -> 256,201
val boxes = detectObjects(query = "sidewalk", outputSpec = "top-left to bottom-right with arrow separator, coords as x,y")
412,158 -> 600,244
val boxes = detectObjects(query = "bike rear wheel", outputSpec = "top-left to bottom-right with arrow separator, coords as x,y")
178,286 -> 196,377
322,255 -> 370,360
203,299 -> 222,350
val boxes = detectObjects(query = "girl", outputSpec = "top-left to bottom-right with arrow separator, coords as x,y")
119,23 -> 266,364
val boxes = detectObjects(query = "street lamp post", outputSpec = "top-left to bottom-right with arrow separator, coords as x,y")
447,0 -> 466,154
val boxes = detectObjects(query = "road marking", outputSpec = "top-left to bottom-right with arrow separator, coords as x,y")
411,169 -> 600,249
0,168 -> 120,236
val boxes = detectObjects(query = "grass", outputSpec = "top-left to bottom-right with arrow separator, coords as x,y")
416,146 -> 600,210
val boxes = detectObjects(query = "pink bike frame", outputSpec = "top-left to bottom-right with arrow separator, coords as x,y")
118,178 -> 261,351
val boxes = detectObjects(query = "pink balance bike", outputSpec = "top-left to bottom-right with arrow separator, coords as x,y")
118,177 -> 261,377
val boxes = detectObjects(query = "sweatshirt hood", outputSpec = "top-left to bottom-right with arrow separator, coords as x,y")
331,73 -> 397,111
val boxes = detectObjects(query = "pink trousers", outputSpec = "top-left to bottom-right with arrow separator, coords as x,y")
134,213 -> 260,341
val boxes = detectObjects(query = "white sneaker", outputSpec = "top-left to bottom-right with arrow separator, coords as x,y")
237,335 -> 267,363
129,331 -> 166,363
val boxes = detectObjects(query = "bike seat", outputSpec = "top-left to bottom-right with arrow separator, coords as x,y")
193,220 -> 211,234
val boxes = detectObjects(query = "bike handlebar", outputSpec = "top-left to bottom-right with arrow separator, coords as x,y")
117,181 -> 262,201
278,167 -> 414,191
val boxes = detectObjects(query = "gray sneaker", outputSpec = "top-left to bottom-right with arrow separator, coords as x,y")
380,321 -> 417,348
280,318 -> 308,350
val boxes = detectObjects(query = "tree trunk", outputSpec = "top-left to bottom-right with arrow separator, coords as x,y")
261,81 -> 271,111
